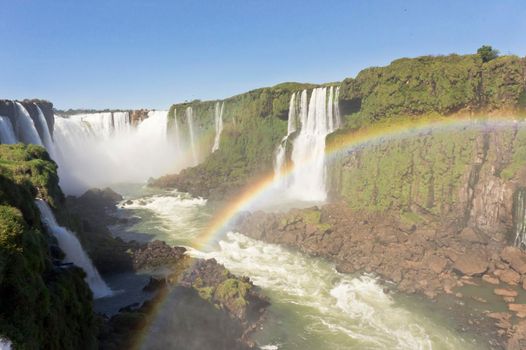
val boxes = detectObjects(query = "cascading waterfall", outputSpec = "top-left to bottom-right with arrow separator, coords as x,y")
513,188 -> 526,249
212,101 -> 224,152
14,102 -> 43,146
273,92 -> 298,183
334,86 -> 342,128
0,116 -> 17,144
34,199 -> 112,298
53,110 -> 180,194
186,107 -> 198,165
273,86 -> 340,201
35,105 -> 56,158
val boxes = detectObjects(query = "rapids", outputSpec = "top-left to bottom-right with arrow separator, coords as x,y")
111,188 -> 486,350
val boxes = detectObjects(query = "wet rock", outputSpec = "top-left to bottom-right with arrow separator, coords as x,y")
132,240 -> 187,271
482,274 -> 500,285
487,312 -> 512,330
508,304 -> 526,315
495,268 -> 521,286
494,288 -> 518,297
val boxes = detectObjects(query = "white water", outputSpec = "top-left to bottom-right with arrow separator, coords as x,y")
0,116 -> 17,144
186,107 -> 198,165
35,105 -> 56,158
188,231 -> 475,350
53,110 -> 183,194
273,93 -> 298,184
118,190 -> 207,243
212,102 -> 224,152
13,102 -> 43,146
0,338 -> 11,350
274,87 -> 340,201
115,189 -> 479,350
34,199 -> 112,298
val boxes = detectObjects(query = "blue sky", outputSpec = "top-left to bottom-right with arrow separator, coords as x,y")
1,0 -> 525,110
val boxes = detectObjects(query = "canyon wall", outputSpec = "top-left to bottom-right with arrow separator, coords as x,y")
0,144 -> 97,349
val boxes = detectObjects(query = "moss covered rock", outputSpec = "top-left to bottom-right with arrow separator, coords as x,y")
0,144 -> 98,349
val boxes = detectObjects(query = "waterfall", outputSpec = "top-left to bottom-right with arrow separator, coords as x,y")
53,110 -> 180,195
14,102 -> 43,146
34,199 -> 112,298
112,112 -> 130,134
35,105 -> 56,158
186,107 -> 198,165
334,86 -> 342,129
212,102 -> 224,152
274,93 -> 298,183
0,116 -> 17,144
514,188 -> 526,249
271,86 -> 341,201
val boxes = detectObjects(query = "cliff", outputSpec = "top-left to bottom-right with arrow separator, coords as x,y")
152,54 -> 526,199
0,99 -> 55,138
153,82 -> 317,198
0,144 -> 97,349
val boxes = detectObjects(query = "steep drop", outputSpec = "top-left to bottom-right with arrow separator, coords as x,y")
35,199 -> 112,298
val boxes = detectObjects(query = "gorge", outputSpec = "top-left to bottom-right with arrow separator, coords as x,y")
2,52 -> 526,350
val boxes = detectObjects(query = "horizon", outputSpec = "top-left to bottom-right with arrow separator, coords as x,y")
1,0 -> 526,110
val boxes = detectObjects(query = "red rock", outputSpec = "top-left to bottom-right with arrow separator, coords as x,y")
482,274 -> 499,285
494,288 -> 518,297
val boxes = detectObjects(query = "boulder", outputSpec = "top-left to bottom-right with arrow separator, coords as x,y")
509,304 -> 526,314
494,288 -> 518,297
501,246 -> 526,275
424,254 -> 448,274
495,268 -> 521,286
482,274 -> 500,285
452,251 -> 488,276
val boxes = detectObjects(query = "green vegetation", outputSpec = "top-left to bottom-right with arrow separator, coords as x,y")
339,54 -> 525,126
0,144 -> 97,349
477,45 -> 499,63
154,53 -> 525,201
215,278 -> 250,309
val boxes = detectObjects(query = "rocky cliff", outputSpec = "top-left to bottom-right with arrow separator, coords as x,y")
0,144 -> 97,349
0,99 -> 55,138
153,54 -> 526,200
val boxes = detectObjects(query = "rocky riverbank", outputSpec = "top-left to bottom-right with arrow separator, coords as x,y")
65,187 -> 269,349
235,204 -> 526,349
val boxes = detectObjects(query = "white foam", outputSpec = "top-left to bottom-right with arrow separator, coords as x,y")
188,231 -> 474,349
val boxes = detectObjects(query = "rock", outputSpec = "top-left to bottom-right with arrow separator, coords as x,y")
509,304 -> 526,314
482,274 -> 500,285
523,278 -> 526,291
494,268 -> 521,285
501,246 -> 526,274
488,312 -> 512,329
452,251 -> 488,276
459,227 -> 484,243
424,254 -> 448,274
132,240 -> 187,271
494,288 -> 518,297
507,320 -> 526,350
504,296 -> 516,303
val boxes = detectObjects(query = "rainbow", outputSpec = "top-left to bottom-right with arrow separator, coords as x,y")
134,113 -> 525,347
194,113 -> 526,248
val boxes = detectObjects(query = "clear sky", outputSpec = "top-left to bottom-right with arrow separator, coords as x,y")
1,0 -> 525,110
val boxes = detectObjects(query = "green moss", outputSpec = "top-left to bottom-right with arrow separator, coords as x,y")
214,278 -> 250,307
0,144 -> 97,349
196,286 -> 214,302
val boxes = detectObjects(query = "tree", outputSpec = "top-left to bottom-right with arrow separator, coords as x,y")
477,45 -> 499,63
